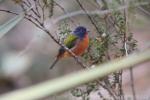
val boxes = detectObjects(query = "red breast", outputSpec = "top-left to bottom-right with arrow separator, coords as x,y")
63,33 -> 89,57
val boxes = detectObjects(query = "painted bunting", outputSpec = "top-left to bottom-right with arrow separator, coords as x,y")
49,26 -> 89,69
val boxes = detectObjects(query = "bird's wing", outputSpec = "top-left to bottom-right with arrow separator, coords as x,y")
57,34 -> 78,58
64,34 -> 78,49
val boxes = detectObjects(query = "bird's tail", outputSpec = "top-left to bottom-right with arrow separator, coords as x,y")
49,58 -> 59,69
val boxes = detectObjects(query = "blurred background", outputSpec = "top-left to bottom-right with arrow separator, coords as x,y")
0,0 -> 150,100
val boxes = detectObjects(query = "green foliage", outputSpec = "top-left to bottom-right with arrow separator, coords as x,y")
58,21 -> 71,42
83,37 -> 109,64
71,82 -> 99,100
114,12 -> 126,33
71,88 -> 83,97
127,33 -> 138,53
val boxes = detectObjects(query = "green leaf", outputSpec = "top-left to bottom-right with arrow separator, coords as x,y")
0,13 -> 25,39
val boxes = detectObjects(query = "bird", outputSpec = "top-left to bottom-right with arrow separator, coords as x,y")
49,26 -> 89,69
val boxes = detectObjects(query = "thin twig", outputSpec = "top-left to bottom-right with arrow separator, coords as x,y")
25,16 -> 43,29
41,4 -> 45,23
25,0 -> 31,6
138,6 -> 150,16
0,9 -> 42,30
76,0 -> 103,35
130,67 -> 136,100
0,9 -> 18,15
37,0 -> 43,10
54,1 -> 78,27
124,0 -> 136,100
99,82 -> 118,100
53,2 -> 149,24
22,0 -> 41,18
33,0 -> 41,17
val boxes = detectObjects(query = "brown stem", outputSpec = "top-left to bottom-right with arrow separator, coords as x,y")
76,0 -> 103,35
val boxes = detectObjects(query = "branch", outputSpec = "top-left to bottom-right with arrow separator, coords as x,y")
0,9 -> 18,15
54,1 -> 78,26
124,0 -> 136,100
22,0 -> 40,18
76,0 -> 103,35
53,2 -> 149,24
1,2 -> 148,25
0,49 -> 149,100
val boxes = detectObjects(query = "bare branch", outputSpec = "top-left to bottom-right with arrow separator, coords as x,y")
53,2 -> 149,24
0,9 -> 18,15
54,1 -> 78,27
22,0 -> 40,18
123,0 -> 137,99
76,0 -> 103,35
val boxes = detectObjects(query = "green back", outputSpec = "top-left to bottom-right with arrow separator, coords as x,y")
64,34 -> 78,49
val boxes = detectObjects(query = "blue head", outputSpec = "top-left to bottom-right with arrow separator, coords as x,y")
73,26 -> 87,39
